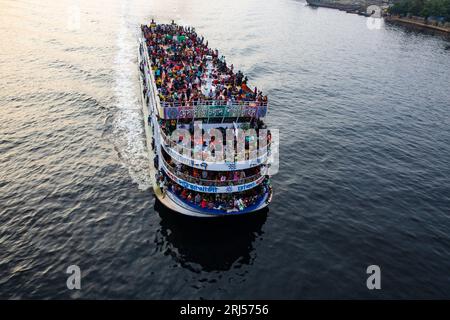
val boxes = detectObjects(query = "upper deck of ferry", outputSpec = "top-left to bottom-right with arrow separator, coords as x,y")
140,21 -> 268,120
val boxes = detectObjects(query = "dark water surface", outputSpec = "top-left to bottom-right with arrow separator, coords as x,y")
1,0 -> 450,299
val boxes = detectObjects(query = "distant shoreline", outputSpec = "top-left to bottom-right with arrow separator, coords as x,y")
384,16 -> 450,34
306,1 -> 450,35
306,0 -> 367,14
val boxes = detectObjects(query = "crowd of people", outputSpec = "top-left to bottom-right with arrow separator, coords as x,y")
143,20 -> 273,213
141,21 -> 268,107
162,149 -> 265,186
158,121 -> 272,162
157,172 -> 271,212
161,118 -> 268,135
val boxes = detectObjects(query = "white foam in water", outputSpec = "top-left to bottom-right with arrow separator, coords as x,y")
112,6 -> 152,191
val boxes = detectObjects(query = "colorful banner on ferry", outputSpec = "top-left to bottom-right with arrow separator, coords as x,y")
162,105 -> 268,119
162,161 -> 266,194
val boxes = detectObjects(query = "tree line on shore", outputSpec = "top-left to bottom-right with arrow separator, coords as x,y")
389,0 -> 450,21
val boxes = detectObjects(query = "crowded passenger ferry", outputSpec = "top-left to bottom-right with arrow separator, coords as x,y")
138,20 -> 273,217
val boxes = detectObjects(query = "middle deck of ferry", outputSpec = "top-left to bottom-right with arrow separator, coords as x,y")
140,21 -> 272,216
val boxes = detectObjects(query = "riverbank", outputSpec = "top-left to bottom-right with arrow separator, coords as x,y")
306,0 -> 450,35
305,0 -> 380,16
306,0 -> 362,12
385,16 -> 450,34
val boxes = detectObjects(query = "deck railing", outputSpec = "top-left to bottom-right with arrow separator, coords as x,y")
159,127 -> 271,162
160,100 -> 268,109
161,157 -> 268,187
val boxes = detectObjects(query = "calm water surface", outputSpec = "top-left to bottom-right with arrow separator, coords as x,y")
0,0 -> 449,299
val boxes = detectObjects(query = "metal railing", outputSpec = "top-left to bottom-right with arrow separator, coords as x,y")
159,100 -> 268,109
162,157 -> 267,187
140,35 -> 163,112
159,127 -> 271,162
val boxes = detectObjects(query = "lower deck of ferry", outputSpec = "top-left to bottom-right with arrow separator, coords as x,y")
156,172 -> 272,216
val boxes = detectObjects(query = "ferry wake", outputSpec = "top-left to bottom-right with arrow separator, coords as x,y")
138,20 -> 273,217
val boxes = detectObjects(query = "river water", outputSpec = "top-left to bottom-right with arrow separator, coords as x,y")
1,0 -> 449,299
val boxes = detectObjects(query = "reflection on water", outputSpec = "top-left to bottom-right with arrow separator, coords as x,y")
153,199 -> 267,272
1,0 -> 450,299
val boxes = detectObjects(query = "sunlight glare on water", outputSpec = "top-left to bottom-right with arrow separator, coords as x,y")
0,0 -> 449,299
